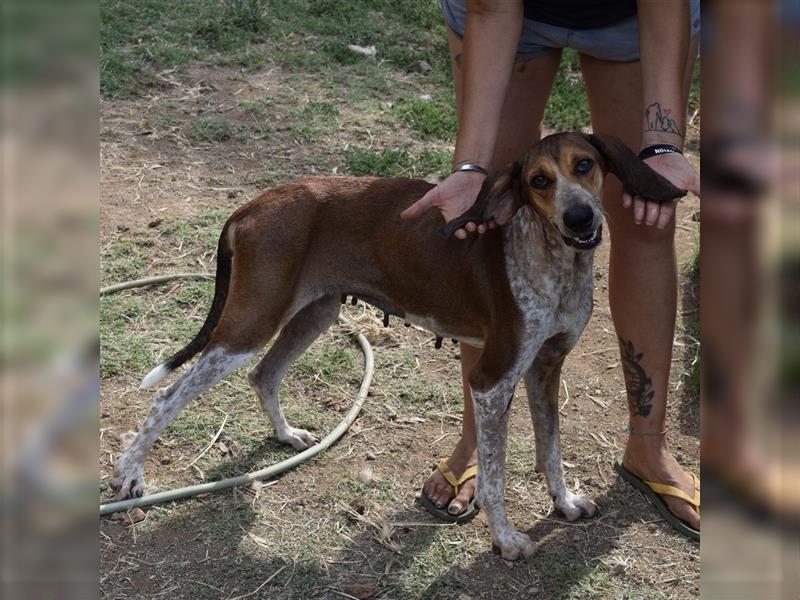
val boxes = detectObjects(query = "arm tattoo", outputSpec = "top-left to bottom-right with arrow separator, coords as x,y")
644,102 -> 680,136
618,336 -> 655,417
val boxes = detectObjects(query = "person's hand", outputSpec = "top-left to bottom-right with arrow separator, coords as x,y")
400,170 -> 490,239
623,151 -> 700,229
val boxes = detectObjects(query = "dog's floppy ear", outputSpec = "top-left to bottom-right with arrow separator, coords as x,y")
438,160 -> 523,239
583,133 -> 686,202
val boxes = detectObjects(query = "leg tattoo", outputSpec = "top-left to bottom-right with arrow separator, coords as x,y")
618,336 -> 655,418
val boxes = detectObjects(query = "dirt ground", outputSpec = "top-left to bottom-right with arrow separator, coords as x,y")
100,60 -> 700,599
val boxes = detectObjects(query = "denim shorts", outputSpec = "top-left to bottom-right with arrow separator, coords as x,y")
441,0 -> 701,62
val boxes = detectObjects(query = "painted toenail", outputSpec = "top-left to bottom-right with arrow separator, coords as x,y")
448,504 -> 462,515
435,501 -> 444,509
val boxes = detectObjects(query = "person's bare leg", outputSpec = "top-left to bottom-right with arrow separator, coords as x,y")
422,29 -> 561,515
423,342 -> 481,514
579,37 -> 700,531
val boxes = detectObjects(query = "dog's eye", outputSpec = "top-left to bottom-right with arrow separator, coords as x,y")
576,158 -> 594,174
531,175 -> 550,190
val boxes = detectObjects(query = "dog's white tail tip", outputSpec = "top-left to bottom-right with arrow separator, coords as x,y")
139,364 -> 170,390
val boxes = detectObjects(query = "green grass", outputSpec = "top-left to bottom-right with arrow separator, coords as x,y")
295,345 -> 360,384
546,49 -> 591,131
184,117 -> 237,142
216,48 -> 268,69
344,147 -> 450,179
238,99 -> 266,115
282,100 -> 341,141
393,96 -> 457,141
301,101 -> 339,127
507,435 -> 536,476
101,0 -> 449,99
102,0 -> 699,154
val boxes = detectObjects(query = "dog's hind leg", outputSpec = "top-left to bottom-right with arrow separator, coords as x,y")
523,353 -> 597,522
248,295 -> 340,450
111,344 -> 258,500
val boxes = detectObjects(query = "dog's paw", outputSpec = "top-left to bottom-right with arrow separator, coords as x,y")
555,491 -> 597,522
110,458 -> 145,501
277,427 -> 318,451
492,530 -> 538,561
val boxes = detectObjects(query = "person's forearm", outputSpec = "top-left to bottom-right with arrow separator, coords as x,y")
454,0 -> 523,168
637,0 -> 691,148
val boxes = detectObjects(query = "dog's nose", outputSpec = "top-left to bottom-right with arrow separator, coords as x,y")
563,205 -> 595,233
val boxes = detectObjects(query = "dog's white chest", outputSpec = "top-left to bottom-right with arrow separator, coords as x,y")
503,209 -> 594,339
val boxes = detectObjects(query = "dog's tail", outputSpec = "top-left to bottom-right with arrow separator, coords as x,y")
139,222 -> 234,390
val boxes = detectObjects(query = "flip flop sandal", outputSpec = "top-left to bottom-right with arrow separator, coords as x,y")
614,456 -> 700,541
419,458 -> 479,524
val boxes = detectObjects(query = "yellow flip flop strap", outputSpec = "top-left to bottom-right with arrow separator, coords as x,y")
644,474 -> 701,514
437,459 -> 478,496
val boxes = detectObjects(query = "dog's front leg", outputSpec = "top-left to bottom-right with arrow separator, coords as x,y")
524,355 -> 597,521
472,386 -> 537,560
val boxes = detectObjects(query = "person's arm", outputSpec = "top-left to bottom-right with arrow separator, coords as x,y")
453,0 -> 523,167
629,0 -> 700,228
401,0 -> 523,238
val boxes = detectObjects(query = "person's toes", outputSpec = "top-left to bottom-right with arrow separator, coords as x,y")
447,482 -> 475,515
433,483 -> 453,508
664,495 -> 700,529
429,483 -> 443,506
423,470 -> 446,498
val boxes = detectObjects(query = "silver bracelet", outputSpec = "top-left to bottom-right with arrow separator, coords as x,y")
452,162 -> 488,176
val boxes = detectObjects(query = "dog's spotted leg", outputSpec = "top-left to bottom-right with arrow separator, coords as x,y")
524,355 -> 597,522
112,346 -> 256,501
248,296 -> 340,451
472,386 -> 537,560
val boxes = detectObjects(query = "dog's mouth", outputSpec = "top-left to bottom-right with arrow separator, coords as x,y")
562,225 -> 603,250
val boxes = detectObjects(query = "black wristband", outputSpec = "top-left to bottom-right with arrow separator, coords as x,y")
638,144 -> 683,161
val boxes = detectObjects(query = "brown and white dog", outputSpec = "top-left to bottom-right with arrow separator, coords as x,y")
111,132 -> 683,560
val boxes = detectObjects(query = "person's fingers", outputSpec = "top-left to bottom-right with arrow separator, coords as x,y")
656,201 -> 676,229
622,191 -> 633,209
645,201 -> 660,226
400,189 -> 436,220
452,222 -> 491,239
633,197 -> 646,224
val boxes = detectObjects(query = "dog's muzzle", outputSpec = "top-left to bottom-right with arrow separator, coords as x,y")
562,224 -> 603,250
